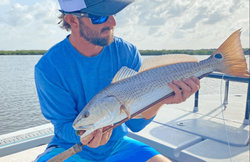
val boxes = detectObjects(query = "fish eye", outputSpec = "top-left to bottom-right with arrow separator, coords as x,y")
83,111 -> 90,118
214,53 -> 223,59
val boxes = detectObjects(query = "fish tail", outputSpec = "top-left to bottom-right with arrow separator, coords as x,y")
211,29 -> 249,78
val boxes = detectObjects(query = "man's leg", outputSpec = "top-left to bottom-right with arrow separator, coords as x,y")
147,154 -> 172,162
34,146 -> 90,162
107,136 -> 171,162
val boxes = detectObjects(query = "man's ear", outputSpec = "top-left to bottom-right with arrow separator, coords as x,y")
64,14 -> 79,29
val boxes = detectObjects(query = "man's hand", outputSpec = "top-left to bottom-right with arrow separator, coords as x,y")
80,125 -> 113,148
164,76 -> 200,104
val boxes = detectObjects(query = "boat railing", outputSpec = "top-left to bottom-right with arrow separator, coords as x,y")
193,72 -> 250,125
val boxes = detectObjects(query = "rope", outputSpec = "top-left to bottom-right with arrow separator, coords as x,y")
220,74 -> 232,161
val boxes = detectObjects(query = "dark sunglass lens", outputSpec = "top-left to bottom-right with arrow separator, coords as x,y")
89,14 -> 109,24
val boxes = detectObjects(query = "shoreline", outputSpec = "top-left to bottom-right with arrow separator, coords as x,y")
0,49 -> 249,56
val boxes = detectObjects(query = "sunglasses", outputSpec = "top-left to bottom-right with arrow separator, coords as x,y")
60,10 -> 110,25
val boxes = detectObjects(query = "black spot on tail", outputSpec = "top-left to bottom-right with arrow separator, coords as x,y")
215,53 -> 223,59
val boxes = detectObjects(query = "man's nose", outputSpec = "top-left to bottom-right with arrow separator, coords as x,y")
106,15 -> 116,27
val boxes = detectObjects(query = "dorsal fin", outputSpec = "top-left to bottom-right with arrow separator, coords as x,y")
139,54 -> 199,73
112,66 -> 138,83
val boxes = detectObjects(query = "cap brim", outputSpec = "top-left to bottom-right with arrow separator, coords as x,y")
80,0 -> 135,16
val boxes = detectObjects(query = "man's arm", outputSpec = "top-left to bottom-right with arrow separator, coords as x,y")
36,66 -> 113,148
35,67 -> 81,143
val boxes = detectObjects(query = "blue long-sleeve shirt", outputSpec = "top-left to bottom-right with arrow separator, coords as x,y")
35,36 -> 154,160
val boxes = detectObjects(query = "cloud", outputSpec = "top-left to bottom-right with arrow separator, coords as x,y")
180,7 -> 207,29
116,0 -> 249,49
136,0 -> 169,26
0,14 -> 6,23
0,0 -> 67,50
148,26 -> 160,35
5,0 -> 59,27
6,3 -> 33,27
0,0 -> 249,50
229,0 -> 245,13
0,0 -> 10,6
172,30 -> 184,39
202,1 -> 232,25
166,0 -> 194,18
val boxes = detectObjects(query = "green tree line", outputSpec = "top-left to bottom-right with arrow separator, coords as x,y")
140,49 -> 216,55
140,48 -> 249,55
0,49 -> 249,55
0,50 -> 47,55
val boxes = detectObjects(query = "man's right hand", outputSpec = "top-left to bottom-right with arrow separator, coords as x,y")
80,125 -> 113,148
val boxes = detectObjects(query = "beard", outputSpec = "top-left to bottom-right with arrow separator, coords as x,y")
78,18 -> 114,47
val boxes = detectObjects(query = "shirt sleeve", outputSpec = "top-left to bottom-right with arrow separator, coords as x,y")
125,116 -> 156,132
124,45 -> 155,132
35,67 -> 80,144
127,46 -> 142,72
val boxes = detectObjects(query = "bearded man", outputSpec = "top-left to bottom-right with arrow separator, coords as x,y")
34,0 -> 200,161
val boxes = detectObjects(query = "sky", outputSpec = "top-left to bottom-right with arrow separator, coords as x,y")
0,0 -> 249,51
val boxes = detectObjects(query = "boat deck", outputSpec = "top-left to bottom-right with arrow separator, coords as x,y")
0,94 -> 249,162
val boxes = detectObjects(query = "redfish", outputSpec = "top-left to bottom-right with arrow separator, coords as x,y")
73,29 -> 249,138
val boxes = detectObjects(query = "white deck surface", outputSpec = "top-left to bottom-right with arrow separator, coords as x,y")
0,94 -> 249,161
0,145 -> 47,162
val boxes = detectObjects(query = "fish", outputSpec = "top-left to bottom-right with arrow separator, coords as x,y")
73,29 -> 249,138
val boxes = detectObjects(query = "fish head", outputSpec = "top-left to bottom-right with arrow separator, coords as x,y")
73,94 -> 121,137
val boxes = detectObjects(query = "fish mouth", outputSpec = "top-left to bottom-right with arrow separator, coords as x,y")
76,129 -> 94,138
74,126 -> 94,137
73,124 -> 95,131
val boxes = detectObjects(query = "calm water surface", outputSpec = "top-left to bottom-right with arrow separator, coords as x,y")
0,55 -> 249,135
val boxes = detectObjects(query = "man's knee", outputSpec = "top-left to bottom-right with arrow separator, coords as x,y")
146,154 -> 172,162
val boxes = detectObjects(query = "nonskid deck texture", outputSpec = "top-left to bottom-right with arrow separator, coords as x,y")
0,94 -> 249,162
127,93 -> 249,162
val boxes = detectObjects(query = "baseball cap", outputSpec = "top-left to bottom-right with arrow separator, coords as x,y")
58,0 -> 135,16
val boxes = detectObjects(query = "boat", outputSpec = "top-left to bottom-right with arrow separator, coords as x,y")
0,72 -> 249,162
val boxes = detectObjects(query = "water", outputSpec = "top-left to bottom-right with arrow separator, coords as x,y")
0,55 -> 248,135
0,55 -> 49,135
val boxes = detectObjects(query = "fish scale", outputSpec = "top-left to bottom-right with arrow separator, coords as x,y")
73,29 -> 249,138
109,61 -> 210,110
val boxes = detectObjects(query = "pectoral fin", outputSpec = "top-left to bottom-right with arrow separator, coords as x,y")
108,94 -> 132,119
120,105 -> 131,119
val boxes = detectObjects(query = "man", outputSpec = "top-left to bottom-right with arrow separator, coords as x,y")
34,0 -> 200,161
